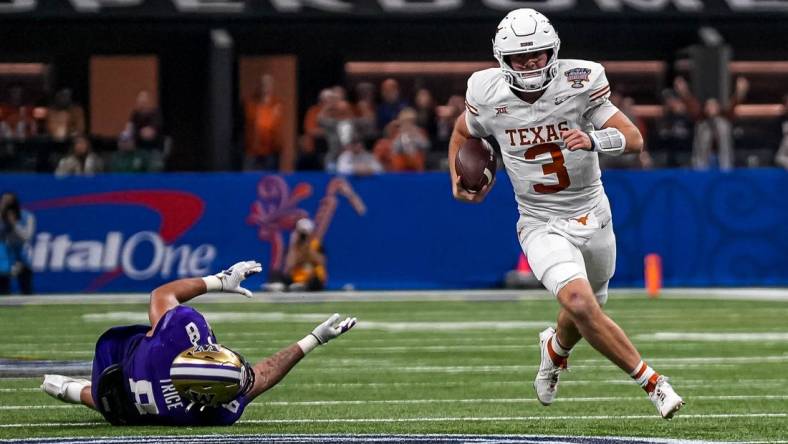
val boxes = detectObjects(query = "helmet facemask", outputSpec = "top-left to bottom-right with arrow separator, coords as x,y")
495,45 -> 560,93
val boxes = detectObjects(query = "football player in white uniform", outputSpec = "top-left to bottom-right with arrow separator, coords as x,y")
449,8 -> 684,419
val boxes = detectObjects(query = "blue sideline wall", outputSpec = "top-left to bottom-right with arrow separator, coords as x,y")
2,170 -> 786,293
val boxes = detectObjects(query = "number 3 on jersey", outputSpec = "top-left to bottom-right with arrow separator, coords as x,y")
525,143 -> 570,194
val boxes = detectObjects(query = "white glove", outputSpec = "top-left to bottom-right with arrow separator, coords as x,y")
202,260 -> 262,298
298,313 -> 357,353
311,313 -> 357,344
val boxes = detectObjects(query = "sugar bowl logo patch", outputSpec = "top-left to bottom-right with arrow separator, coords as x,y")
565,68 -> 591,88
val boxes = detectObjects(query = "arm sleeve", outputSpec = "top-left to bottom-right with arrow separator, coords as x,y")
583,68 -> 620,129
464,76 -> 489,138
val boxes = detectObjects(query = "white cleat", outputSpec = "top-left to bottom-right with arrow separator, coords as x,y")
649,376 -> 685,419
533,327 -> 566,406
41,374 -> 90,404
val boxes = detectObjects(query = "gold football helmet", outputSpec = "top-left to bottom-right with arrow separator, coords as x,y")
170,344 -> 255,408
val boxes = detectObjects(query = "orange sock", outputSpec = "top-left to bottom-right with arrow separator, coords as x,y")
547,334 -> 570,368
630,360 -> 660,393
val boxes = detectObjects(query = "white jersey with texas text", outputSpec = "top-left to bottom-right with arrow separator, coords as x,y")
465,59 -> 619,220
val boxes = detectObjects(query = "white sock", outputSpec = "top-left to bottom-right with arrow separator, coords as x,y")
550,334 -> 571,357
630,360 -> 660,392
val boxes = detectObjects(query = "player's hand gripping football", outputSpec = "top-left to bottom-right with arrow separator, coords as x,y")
212,260 -> 262,298
310,313 -> 357,344
452,174 -> 494,204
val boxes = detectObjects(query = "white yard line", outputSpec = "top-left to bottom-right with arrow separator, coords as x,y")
0,412 -> 785,428
13,336 -> 770,349
3,288 -> 788,306
8,345 -> 788,362
3,335 -> 534,344
3,360 -> 785,376
0,422 -> 105,428
0,290 -> 552,306
1,344 -> 539,355
284,379 -> 787,389
355,321 -> 551,332
0,434 -> 772,444
303,364 -> 752,372
0,405 -> 77,410
4,377 -> 787,392
80,313 -> 555,331
3,394 -> 788,410
636,332 -> 788,342
81,312 -> 329,323
0,435 -> 783,444
238,413 -> 787,423
254,395 -> 788,406
222,336 -> 532,343
659,288 -> 788,301
309,355 -> 788,371
569,356 -> 788,364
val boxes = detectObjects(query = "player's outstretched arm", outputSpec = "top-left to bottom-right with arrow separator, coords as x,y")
147,260 -> 262,334
245,313 -> 356,400
449,111 -> 493,203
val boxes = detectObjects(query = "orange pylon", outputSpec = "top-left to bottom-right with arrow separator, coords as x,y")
644,253 -> 662,298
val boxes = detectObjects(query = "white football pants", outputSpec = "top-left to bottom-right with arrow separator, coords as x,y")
518,195 -> 616,305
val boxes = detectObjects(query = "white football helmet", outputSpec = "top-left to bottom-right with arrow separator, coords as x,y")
493,8 -> 561,92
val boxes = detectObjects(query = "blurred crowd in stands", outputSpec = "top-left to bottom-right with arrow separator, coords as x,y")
288,78 -> 465,174
246,74 -> 788,174
0,86 -> 166,174
244,73 -> 788,175
3,73 -> 788,175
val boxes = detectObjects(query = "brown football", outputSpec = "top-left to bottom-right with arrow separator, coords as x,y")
455,138 -> 497,193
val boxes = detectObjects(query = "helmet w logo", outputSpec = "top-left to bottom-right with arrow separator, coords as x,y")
188,390 -> 216,405
193,343 -> 220,353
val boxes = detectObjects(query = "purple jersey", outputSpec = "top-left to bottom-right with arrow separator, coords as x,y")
91,306 -> 249,426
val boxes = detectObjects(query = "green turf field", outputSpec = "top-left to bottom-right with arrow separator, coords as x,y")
1,293 -> 787,442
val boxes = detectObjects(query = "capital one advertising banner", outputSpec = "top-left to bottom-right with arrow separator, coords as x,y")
4,173 -> 522,293
3,169 -> 788,293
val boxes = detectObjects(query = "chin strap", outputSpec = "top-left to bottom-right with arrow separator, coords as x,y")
589,128 -> 626,156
